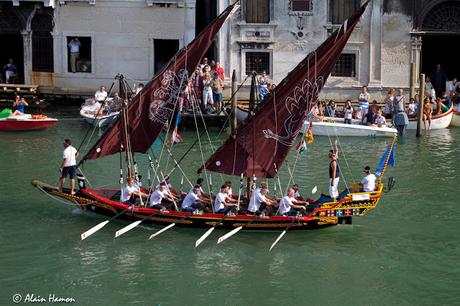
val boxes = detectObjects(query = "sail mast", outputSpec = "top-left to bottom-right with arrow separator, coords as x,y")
118,74 -> 134,178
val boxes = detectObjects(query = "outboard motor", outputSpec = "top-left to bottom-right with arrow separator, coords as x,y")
387,176 -> 396,191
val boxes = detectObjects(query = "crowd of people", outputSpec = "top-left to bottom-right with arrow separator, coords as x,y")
311,69 -> 459,132
189,57 -> 225,114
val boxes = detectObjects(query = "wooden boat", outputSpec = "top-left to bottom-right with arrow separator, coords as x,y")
450,110 -> 460,127
0,114 -> 57,131
407,104 -> 453,130
33,3 -> 389,245
80,108 -> 119,128
303,119 -> 397,137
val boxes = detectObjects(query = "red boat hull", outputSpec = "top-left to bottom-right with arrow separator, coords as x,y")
0,118 -> 58,131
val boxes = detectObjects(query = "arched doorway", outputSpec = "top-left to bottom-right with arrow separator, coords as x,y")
421,1 -> 460,83
0,5 -> 25,84
31,11 -> 54,73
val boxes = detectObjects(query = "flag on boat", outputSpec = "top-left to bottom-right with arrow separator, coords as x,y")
306,121 -> 314,144
375,145 -> 395,176
171,112 -> 183,145
296,137 -> 307,155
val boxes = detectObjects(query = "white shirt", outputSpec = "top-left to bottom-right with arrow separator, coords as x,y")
213,192 -> 226,212
279,195 -> 294,215
376,115 -> 386,125
69,40 -> 80,53
63,145 -> 77,167
150,189 -> 166,206
182,191 -> 199,209
361,174 -> 377,192
94,90 -> 108,102
121,184 -> 139,202
248,188 -> 266,213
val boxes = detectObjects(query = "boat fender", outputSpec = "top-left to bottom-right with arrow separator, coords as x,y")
77,174 -> 86,189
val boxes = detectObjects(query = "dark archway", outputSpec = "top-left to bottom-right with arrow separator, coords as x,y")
195,0 -> 217,61
0,4 -> 25,83
421,1 -> 460,80
32,11 -> 54,72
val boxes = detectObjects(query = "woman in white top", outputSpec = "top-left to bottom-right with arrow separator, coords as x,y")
358,85 -> 371,119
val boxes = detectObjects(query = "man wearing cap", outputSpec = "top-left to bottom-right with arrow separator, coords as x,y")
361,166 -> 376,192
60,139 -> 78,195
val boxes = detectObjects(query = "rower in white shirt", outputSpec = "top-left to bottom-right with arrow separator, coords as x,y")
213,185 -> 237,215
247,182 -> 275,215
149,183 -> 177,211
279,188 -> 307,216
182,185 -> 207,212
121,177 -> 148,205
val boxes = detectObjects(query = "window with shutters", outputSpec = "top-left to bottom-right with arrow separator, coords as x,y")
245,52 -> 270,75
331,53 -> 356,77
246,0 -> 270,23
329,0 -> 360,24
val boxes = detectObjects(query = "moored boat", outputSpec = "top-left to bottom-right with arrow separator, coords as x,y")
450,110 -> 460,127
32,2 -> 390,247
0,114 -> 58,131
407,104 -> 453,130
303,119 -> 397,137
80,108 -> 119,128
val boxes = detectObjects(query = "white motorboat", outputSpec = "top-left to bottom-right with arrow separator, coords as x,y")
406,104 -> 453,130
303,119 -> 397,137
80,107 -> 119,128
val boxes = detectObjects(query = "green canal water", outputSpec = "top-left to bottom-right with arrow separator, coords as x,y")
1,107 -> 459,305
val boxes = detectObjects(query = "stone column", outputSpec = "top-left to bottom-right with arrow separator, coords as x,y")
410,34 -> 422,98
184,0 -> 196,45
368,0 -> 382,88
52,31 -> 62,74
21,30 -> 32,84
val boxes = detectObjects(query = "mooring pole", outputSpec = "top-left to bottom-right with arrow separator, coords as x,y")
416,73 -> 425,138
231,69 -> 237,134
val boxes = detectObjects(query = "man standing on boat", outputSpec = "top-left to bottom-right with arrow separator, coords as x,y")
329,142 -> 340,202
60,139 -> 78,195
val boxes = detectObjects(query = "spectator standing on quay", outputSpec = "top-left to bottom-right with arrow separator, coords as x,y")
383,88 -> 395,119
202,72 -> 213,112
211,72 -> 224,113
358,85 -> 371,121
393,89 -> 409,136
3,58 -> 17,84
259,71 -> 270,101
431,64 -> 448,98
68,38 -> 81,73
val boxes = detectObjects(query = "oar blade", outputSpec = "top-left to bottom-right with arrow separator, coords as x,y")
148,223 -> 176,240
269,230 -> 287,252
217,226 -> 243,244
115,220 -> 142,238
81,220 -> 110,240
311,186 -> 317,195
195,227 -> 215,248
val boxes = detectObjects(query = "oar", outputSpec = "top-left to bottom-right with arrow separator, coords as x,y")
269,217 -> 296,252
115,210 -> 161,238
216,215 -> 258,244
147,213 -> 193,240
81,205 -> 134,240
311,186 -> 317,195
195,173 -> 244,248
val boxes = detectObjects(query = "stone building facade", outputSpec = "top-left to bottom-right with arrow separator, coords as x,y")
1,0 -> 459,100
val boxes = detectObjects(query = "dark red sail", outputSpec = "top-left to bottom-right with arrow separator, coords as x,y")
81,3 -> 239,162
202,1 -> 369,178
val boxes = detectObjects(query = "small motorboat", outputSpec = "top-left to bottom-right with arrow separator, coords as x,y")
303,119 -> 397,137
0,113 -> 58,131
80,104 -> 119,128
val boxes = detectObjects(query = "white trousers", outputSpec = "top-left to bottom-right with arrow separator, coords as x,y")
329,177 -> 340,199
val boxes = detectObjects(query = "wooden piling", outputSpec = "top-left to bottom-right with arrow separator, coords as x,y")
416,74 -> 425,137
